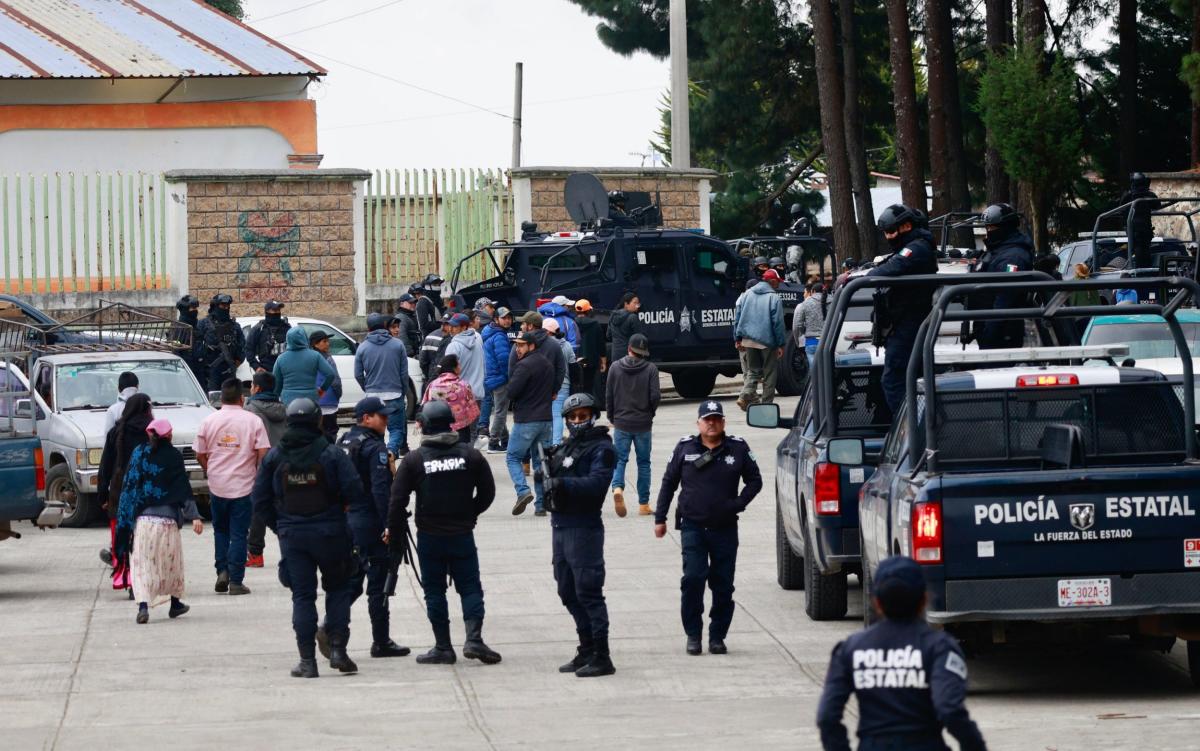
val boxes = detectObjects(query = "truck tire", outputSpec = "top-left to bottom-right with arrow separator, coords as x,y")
803,528 -> 849,620
776,502 -> 804,590
1189,640 -> 1200,689
671,368 -> 718,400
776,335 -> 809,397
48,464 -> 90,528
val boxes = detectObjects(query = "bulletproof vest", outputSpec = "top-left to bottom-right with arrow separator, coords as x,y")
338,430 -> 374,503
255,320 -> 289,360
547,428 -> 610,514
278,460 -> 336,517
415,442 -> 476,520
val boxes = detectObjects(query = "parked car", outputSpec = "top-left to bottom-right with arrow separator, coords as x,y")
0,355 -> 61,541
1082,311 -> 1200,423
235,316 -> 424,420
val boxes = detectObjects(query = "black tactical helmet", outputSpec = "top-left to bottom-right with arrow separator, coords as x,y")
285,397 -> 321,425
1130,172 -> 1150,191
789,202 -> 804,216
877,204 -> 918,234
769,256 -> 785,267
562,392 -> 599,419
608,190 -> 627,207
176,294 -> 199,312
753,256 -> 769,267
211,293 -> 233,306
416,400 -> 454,435
980,203 -> 1020,229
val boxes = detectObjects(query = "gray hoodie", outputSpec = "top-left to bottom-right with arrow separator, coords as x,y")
245,393 -> 287,446
605,354 -> 661,433
445,328 -> 485,398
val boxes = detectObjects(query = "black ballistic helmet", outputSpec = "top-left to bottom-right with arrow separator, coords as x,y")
176,294 -> 199,313
1130,172 -> 1150,191
753,256 -> 769,267
285,397 -> 321,425
211,293 -> 233,306
769,256 -> 785,267
877,204 -> 917,234
980,203 -> 1020,229
417,400 -> 454,435
608,190 -> 627,207
562,392 -> 599,419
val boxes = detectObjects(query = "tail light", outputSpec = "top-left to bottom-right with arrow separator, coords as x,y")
33,446 -> 45,493
814,462 -> 840,515
1016,374 -> 1079,387
534,298 -> 551,309
912,501 -> 943,564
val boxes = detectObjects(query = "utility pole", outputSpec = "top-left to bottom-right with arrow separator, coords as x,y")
669,0 -> 690,168
511,62 -> 523,168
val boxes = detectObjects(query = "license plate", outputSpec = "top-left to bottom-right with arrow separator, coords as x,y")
1057,578 -> 1112,607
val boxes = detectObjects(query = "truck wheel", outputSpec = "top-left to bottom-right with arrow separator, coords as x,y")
671,368 -> 718,400
48,464 -> 90,528
776,502 -> 804,590
803,529 -> 849,620
776,335 -> 809,397
1189,641 -> 1200,689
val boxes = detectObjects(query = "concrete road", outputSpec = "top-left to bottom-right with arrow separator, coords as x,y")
1,394 -> 1196,750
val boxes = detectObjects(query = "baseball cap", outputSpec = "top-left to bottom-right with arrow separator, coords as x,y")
496,306 -> 512,319
520,311 -> 544,327
551,294 -> 575,306
440,311 -> 454,323
516,331 -> 539,345
873,556 -> 926,617
146,417 -> 173,437
575,299 -> 593,312
396,292 -> 415,304
474,296 -> 495,309
542,318 -> 560,332
366,312 -> 390,331
628,333 -> 650,356
263,300 -> 284,312
698,400 -> 724,419
355,396 -> 397,419
761,269 -> 782,282
308,329 -> 329,345
449,313 -> 470,327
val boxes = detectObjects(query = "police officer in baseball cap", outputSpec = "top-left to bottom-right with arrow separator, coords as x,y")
817,556 -> 987,751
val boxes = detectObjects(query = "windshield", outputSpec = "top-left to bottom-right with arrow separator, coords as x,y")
1084,321 -> 1200,360
55,359 -> 205,411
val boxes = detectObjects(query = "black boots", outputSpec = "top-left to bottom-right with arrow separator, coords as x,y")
416,622 -> 457,665
292,642 -> 319,678
709,638 -> 728,655
316,624 -> 331,659
371,639 -> 412,658
462,619 -> 502,664
575,636 -> 615,678
559,630 -> 594,673
168,597 -> 189,619
686,635 -> 703,656
327,633 -> 358,673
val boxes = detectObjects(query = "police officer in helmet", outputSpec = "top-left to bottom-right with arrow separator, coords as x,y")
1118,172 -> 1162,270
545,393 -> 617,677
245,300 -> 291,374
251,398 -> 371,678
817,556 -> 986,751
388,400 -> 499,666
655,401 -> 763,655
337,396 -> 412,659
196,293 -> 246,391
174,295 -> 203,383
769,256 -> 787,279
965,204 -> 1034,350
867,205 -> 938,414
753,256 -> 771,280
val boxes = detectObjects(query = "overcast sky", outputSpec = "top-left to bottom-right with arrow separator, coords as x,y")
243,0 -> 671,170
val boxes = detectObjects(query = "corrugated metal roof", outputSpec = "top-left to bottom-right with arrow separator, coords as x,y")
0,0 -> 325,79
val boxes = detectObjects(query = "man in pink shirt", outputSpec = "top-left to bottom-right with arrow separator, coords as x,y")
195,378 -> 271,595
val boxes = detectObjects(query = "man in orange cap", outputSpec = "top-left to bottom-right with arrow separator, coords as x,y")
574,299 -> 606,408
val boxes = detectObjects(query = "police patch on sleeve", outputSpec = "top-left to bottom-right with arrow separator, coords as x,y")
943,651 -> 968,680
379,452 -> 390,465
900,248 -> 914,258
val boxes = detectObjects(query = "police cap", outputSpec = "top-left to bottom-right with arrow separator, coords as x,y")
367,312 -> 390,331
285,397 -> 321,425
355,396 -> 396,420
874,555 -> 926,619
416,400 -> 454,435
698,400 -> 724,419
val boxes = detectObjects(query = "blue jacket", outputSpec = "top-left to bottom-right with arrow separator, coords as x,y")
251,437 -> 370,536
314,351 -> 342,410
482,323 -> 513,390
733,282 -> 787,349
354,329 -> 411,395
272,327 -> 338,405
537,302 -> 579,351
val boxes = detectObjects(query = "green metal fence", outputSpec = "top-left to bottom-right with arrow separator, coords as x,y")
0,172 -> 168,295
364,168 -> 513,286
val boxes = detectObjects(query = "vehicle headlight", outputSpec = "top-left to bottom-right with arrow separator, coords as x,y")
89,448 -> 103,466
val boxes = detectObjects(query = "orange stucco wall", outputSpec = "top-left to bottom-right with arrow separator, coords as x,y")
0,99 -> 317,154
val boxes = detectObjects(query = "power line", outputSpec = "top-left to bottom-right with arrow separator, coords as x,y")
274,0 -> 409,38
250,0 -> 337,23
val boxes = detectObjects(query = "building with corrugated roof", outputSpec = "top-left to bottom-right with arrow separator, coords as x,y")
0,0 -> 326,173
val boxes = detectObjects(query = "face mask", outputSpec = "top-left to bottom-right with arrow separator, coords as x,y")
886,232 -> 907,251
213,307 -> 231,322
265,313 -> 282,323
566,416 -> 595,439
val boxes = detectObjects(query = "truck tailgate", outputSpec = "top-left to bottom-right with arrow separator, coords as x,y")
938,467 -> 1200,579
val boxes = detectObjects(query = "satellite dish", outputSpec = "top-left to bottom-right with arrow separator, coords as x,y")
564,173 -> 609,225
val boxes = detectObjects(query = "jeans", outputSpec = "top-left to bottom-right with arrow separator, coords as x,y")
881,318 -> 921,415
478,388 -> 493,431
488,384 -> 510,443
210,494 -> 252,585
551,381 -> 570,444
278,529 -> 357,656
247,513 -> 267,557
416,531 -> 484,629
805,337 -> 819,367
553,527 -> 609,640
384,396 -> 408,455
739,347 -> 779,404
611,429 -> 652,504
679,520 -> 739,641
350,538 -> 392,645
506,421 -> 552,510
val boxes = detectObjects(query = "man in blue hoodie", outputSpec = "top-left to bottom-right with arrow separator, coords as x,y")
481,307 -> 514,453
733,269 -> 787,410
354,313 -> 412,457
444,313 -> 484,434
272,327 -> 339,407
537,295 -> 580,353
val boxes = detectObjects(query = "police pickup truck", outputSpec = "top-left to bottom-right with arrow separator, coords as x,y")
748,272 -> 1051,621
857,278 -> 1200,685
0,351 -> 62,543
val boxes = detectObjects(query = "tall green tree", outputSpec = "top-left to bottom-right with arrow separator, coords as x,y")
205,0 -> 244,19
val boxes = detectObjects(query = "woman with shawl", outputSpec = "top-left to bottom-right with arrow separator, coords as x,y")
97,393 -> 154,597
422,354 -> 480,444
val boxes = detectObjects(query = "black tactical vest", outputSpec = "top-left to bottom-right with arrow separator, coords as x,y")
547,428 -> 611,514
415,443 -> 476,520
255,320 -> 289,361
279,461 -> 336,517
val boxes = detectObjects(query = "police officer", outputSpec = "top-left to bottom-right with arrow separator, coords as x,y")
387,400 -> 500,666
544,393 -> 617,678
338,396 -> 412,659
867,205 -> 938,415
769,256 -> 787,279
1118,172 -> 1162,270
196,293 -> 246,391
251,398 -> 368,678
174,295 -> 203,383
965,203 -> 1034,350
752,256 -> 771,280
245,300 -> 291,374
412,274 -> 445,336
816,556 -> 987,751
655,401 -> 763,655
392,293 -> 422,357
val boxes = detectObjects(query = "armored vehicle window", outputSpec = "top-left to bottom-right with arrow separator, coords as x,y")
634,243 -> 676,270
528,253 -> 587,271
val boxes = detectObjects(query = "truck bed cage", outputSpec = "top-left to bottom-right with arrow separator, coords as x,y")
0,301 -> 192,357
912,276 -> 1200,470
448,235 -> 615,301
1089,196 -> 1200,273
813,271 -> 1055,437
929,211 -> 984,256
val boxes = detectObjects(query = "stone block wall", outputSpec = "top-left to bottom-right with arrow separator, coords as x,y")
1145,171 -> 1200,242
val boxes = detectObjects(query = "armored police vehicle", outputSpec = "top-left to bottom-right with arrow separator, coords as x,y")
448,174 -> 806,398
855,277 -> 1200,685
1080,196 -> 1200,304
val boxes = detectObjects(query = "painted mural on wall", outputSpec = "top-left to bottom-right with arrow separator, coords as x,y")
236,210 -> 299,302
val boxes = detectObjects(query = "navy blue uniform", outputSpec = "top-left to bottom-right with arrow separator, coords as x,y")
251,433 -> 370,656
970,229 -> 1034,350
1118,187 -> 1161,269
867,228 -> 938,413
197,312 -> 246,390
339,425 -> 395,646
655,433 -> 763,640
245,318 -> 291,373
546,426 -> 616,641
817,619 -> 986,751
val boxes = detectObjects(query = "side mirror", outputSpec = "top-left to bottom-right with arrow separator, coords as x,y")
747,403 -> 780,429
827,436 -> 865,465
15,398 -> 32,419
